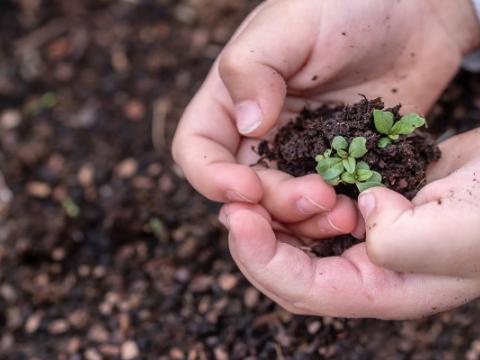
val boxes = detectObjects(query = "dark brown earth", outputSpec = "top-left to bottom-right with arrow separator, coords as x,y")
2,1 -> 480,359
258,97 -> 441,200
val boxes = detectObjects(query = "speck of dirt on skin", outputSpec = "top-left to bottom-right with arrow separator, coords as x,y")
432,307 -> 437,311
341,32 -> 347,36
437,199 -> 442,205
367,223 -> 377,231
391,88 -> 398,93
312,75 -> 318,81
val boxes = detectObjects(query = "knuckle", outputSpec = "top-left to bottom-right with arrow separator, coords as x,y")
218,46 -> 244,80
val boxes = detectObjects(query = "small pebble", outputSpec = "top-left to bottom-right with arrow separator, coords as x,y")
66,337 -> 81,354
121,340 -> 140,360
214,347 -> 229,360
169,348 -> 184,359
85,348 -> 103,360
25,312 -> 43,334
124,99 -> 145,121
0,109 -> 21,130
78,164 -> 95,187
26,181 -> 51,198
88,324 -> 109,343
116,158 -> 138,179
218,274 -> 238,291
243,287 -> 259,308
48,319 -> 69,334
307,321 -> 322,334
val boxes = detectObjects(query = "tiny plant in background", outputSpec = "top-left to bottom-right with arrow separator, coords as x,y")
373,109 -> 426,148
315,136 -> 384,191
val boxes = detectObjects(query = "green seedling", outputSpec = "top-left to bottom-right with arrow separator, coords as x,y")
61,196 -> 80,218
373,109 -> 425,148
340,161 -> 384,192
315,136 -> 367,186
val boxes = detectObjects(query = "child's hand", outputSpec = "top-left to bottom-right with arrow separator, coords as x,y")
172,0 -> 479,240
360,129 -> 480,279
218,129 -> 480,319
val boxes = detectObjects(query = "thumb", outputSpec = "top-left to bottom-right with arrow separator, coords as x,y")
218,1 -> 318,136
357,187 -> 413,268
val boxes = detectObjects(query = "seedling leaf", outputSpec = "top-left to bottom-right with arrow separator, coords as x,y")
390,113 -> 425,135
337,149 -> 348,158
357,161 -> 370,170
341,172 -> 356,184
349,137 -> 368,158
343,157 -> 356,174
356,181 -> 385,192
377,137 -> 392,148
373,109 -> 394,135
369,171 -> 382,183
332,136 -> 348,151
327,177 -> 341,186
357,169 -> 373,181
316,158 -> 344,181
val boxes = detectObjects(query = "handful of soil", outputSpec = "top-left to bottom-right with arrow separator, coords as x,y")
258,97 -> 441,200
257,97 -> 441,256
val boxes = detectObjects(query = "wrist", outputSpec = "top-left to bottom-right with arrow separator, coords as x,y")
427,0 -> 480,55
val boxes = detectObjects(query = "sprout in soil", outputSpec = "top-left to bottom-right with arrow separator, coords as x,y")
373,109 -> 426,148
315,136 -> 384,192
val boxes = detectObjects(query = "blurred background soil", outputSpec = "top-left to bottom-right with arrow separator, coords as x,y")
1,1 -> 480,359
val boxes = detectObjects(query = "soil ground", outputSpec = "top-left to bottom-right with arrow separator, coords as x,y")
258,98 -> 440,200
2,1 -> 480,359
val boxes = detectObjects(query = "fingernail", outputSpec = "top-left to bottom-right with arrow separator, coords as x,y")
226,190 -> 253,203
218,209 -> 230,229
235,101 -> 262,135
358,192 -> 376,220
296,196 -> 327,214
326,215 -> 345,233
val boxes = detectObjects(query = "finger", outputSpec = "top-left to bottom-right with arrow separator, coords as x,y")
225,204 -> 479,319
236,137 -> 337,222
427,128 -> 480,182
219,203 -> 312,314
218,1 -> 318,136
172,81 -> 263,203
255,168 -> 337,223
358,182 -> 480,277
351,203 -> 366,239
287,195 -> 358,239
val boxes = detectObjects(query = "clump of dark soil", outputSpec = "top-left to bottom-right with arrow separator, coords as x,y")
259,97 -> 441,200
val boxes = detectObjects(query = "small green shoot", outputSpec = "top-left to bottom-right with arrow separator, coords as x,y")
25,92 -> 57,116
373,109 -> 425,148
341,161 -> 384,192
149,217 -> 166,239
61,196 -> 80,218
315,136 -> 384,191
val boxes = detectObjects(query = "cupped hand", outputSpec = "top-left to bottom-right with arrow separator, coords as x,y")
360,128 -> 480,279
172,0 -> 479,238
218,129 -> 480,320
